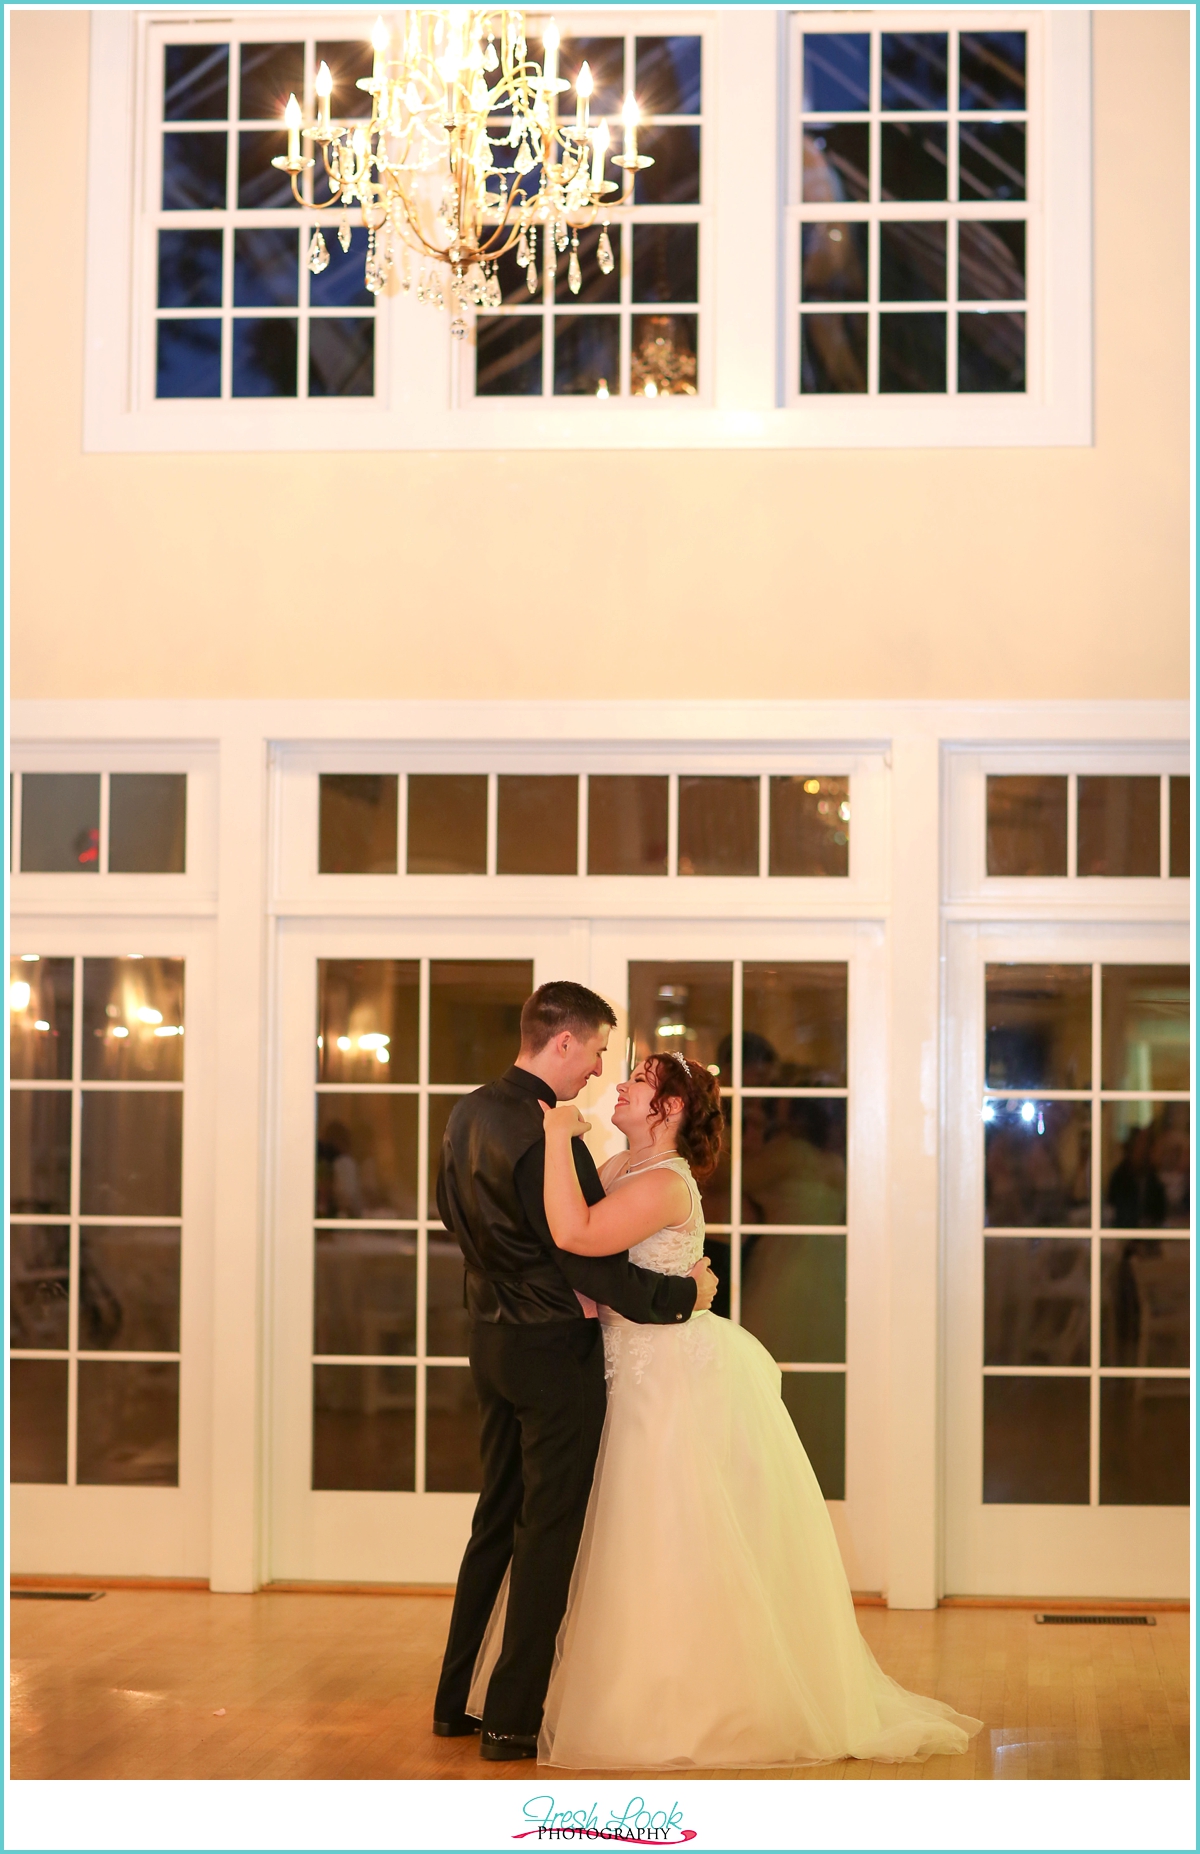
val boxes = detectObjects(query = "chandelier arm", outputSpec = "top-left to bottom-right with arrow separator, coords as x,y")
289,174 -> 346,210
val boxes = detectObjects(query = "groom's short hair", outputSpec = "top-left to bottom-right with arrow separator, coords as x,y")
520,981 -> 618,1053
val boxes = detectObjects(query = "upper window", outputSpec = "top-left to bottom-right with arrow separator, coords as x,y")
12,773 -> 187,875
987,775 -> 1190,881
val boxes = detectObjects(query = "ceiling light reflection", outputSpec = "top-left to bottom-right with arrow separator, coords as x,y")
9,980 -> 31,1012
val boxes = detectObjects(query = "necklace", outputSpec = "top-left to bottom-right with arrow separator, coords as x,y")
619,1148 -> 680,1176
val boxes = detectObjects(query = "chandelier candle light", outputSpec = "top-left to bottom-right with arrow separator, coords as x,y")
272,9 -> 653,333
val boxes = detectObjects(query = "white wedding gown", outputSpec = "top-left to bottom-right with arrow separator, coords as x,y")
468,1154 -> 982,1770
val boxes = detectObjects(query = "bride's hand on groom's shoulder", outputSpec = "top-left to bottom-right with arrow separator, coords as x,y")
540,1101 -> 590,1139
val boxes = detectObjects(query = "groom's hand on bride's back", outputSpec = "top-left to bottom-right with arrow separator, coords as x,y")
688,1257 -> 718,1311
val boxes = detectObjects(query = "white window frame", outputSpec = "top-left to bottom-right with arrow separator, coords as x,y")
84,7 -> 1091,452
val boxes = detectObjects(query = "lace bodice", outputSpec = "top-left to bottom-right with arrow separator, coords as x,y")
601,1152 -> 706,1276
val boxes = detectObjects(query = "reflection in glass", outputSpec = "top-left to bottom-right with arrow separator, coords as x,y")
10,1225 -> 70,1350
312,1363 -> 415,1489
587,775 -> 668,876
314,1230 -> 416,1356
80,1094 -> 183,1218
237,131 -> 298,209
781,1373 -> 844,1500
742,1099 -> 846,1226
318,773 -> 398,874
1169,777 -> 1189,878
10,1092 -> 72,1215
741,1234 -> 845,1363
162,131 -> 227,210
635,36 -> 702,116
742,963 -> 847,1086
879,222 -> 946,301
881,32 -> 947,109
800,314 -> 867,394
802,125 -> 869,204
20,773 -> 100,873
238,41 -> 304,119
164,43 -> 229,121
560,37 -> 624,116
801,225 -> 867,304
476,317 -> 543,396
426,1364 -> 483,1492
157,320 -> 221,398
802,34 -> 869,112
1102,965 -> 1190,1092
959,222 -> 1025,301
634,128 -> 701,207
984,1101 -> 1090,1229
554,315 -> 620,397
958,312 -> 1025,393
1077,776 -> 1160,878
108,774 -> 188,873
315,1094 -> 418,1220
631,314 -> 697,396
678,777 -> 757,876
79,1227 -> 181,1352
317,959 -> 419,1085
984,964 -> 1091,1091
1102,1238 -> 1189,1368
233,227 -> 298,306
10,1360 -> 68,1483
1102,1102 -> 1189,1230
407,774 -> 487,874
314,39 -> 373,120
959,31 -> 1026,110
83,957 -> 185,1082
880,123 -> 947,202
628,962 -> 732,1072
429,960 -> 532,1085
428,1236 -> 471,1356
983,1376 -> 1089,1502
497,775 -> 578,873
984,1237 -> 1089,1367
232,318 -> 297,395
1099,1377 -> 1188,1505
632,226 -> 698,305
427,1092 -> 458,1218
158,231 -> 222,309
77,1361 -> 179,1485
10,956 -> 73,1081
311,320 -> 375,397
959,122 -> 1026,201
986,775 -> 1068,877
878,312 -> 945,392
698,1123 -> 736,1229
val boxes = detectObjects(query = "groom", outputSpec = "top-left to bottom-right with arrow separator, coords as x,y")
432,980 -> 717,1760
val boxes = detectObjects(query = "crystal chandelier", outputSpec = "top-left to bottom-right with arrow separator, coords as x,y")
272,9 -> 652,334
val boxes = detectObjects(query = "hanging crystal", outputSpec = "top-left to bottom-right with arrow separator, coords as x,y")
514,139 -> 534,174
555,216 -> 569,253
567,233 -> 582,296
526,257 -> 538,295
485,264 -> 502,308
401,249 -> 412,293
450,316 -> 467,339
337,210 -> 352,254
516,228 -> 530,268
597,222 -> 615,275
307,229 -> 330,275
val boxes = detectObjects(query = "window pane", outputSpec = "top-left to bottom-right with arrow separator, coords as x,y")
743,963 -> 848,1087
309,227 -> 373,306
164,43 -> 229,121
699,1128 -> 734,1234
319,773 -> 398,875
312,1363 -> 415,1489
83,957 -> 185,1083
429,960 -> 532,1085
79,1226 -> 181,1353
77,1361 -> 179,1485
1169,776 -> 1190,877
232,317 -> 297,396
630,226 -> 696,305
407,774 -> 486,875
315,1095 -> 418,1220
879,222 -> 946,300
426,1364 -> 483,1492
108,774 -> 187,873
802,34 -> 869,113
781,1373 -> 844,1500
314,39 -> 373,120
156,319 -> 221,398
236,130 -> 296,209
1102,1238 -> 1190,1368
678,776 -> 757,876
309,317 -> 375,396
314,1229 -> 416,1356
801,224 -> 868,304
10,1360 -> 68,1483
10,1092 -> 72,1215
1078,775 -> 1160,877
742,1099 -> 847,1226
959,222 -> 1025,301
984,1101 -> 1091,1229
11,1225 -> 70,1350
627,962 -> 732,1071
555,224 -> 621,305
959,312 -> 1025,393
496,775 -> 577,873
81,1094 -> 183,1218
561,37 -> 624,117
238,42 -> 304,120
635,36 -> 701,115
10,955 -> 73,1082
634,127 -> 700,206
233,228 -> 298,306
631,313 -> 697,396
20,773 -> 99,873
1102,965 -> 1190,1091
427,1091 -> 457,1218
878,312 -> 945,392
476,316 -> 543,395
984,1237 -> 1090,1367
554,315 -> 619,397
1099,1378 -> 1188,1505
769,776 -> 850,876
880,123 -> 947,202
317,959 -> 419,1085
986,775 -> 1068,876
1102,1102 -> 1190,1230
588,775 -> 667,875
983,1377 -> 1089,1502
881,32 -> 948,110
162,131 -> 227,210
959,32 -> 1026,111
741,1234 -> 845,1363
800,314 -> 867,394
959,123 -> 1026,202
984,964 -> 1091,1091
801,124 -> 870,206
428,1232 -> 470,1356
158,230 -> 222,308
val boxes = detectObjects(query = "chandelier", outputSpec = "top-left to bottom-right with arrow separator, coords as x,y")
272,9 -> 652,335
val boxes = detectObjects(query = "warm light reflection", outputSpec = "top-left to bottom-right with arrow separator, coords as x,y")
9,980 -> 31,1012
137,1006 -> 164,1025
20,954 -> 39,963
111,1026 -> 129,1039
34,1020 -> 50,1032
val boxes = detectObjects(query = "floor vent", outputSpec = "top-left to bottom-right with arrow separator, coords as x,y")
12,1590 -> 105,1602
1034,1612 -> 1154,1626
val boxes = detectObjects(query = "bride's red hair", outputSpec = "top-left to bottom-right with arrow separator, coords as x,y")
645,1053 -> 725,1181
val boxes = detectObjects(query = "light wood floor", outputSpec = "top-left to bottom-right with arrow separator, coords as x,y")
9,1589 -> 1189,1782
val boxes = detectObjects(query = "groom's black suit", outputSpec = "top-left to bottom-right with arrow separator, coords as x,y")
433,1064 -> 698,1737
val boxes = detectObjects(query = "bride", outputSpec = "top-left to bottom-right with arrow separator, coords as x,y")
469,1051 -> 982,1771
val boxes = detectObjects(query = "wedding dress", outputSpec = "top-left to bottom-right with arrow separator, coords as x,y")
468,1154 -> 982,1770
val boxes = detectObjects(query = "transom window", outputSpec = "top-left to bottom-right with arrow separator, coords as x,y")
986,775 -> 1190,879
11,773 -> 187,874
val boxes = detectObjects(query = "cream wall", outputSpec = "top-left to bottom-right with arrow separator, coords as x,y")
10,9 -> 1190,703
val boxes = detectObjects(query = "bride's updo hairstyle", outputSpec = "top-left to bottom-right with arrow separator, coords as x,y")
645,1053 -> 724,1181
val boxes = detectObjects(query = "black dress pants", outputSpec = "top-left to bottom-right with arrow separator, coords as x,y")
434,1317 -> 607,1735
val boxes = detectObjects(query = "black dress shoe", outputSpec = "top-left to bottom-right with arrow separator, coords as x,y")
480,1730 -> 539,1761
433,1714 -> 481,1737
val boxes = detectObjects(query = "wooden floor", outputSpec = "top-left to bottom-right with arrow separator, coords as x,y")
9,1589 -> 1189,1782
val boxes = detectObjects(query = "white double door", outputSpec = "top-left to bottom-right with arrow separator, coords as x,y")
268,915 -> 888,1589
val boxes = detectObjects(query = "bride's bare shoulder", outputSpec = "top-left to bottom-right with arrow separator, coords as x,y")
598,1153 -> 630,1190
